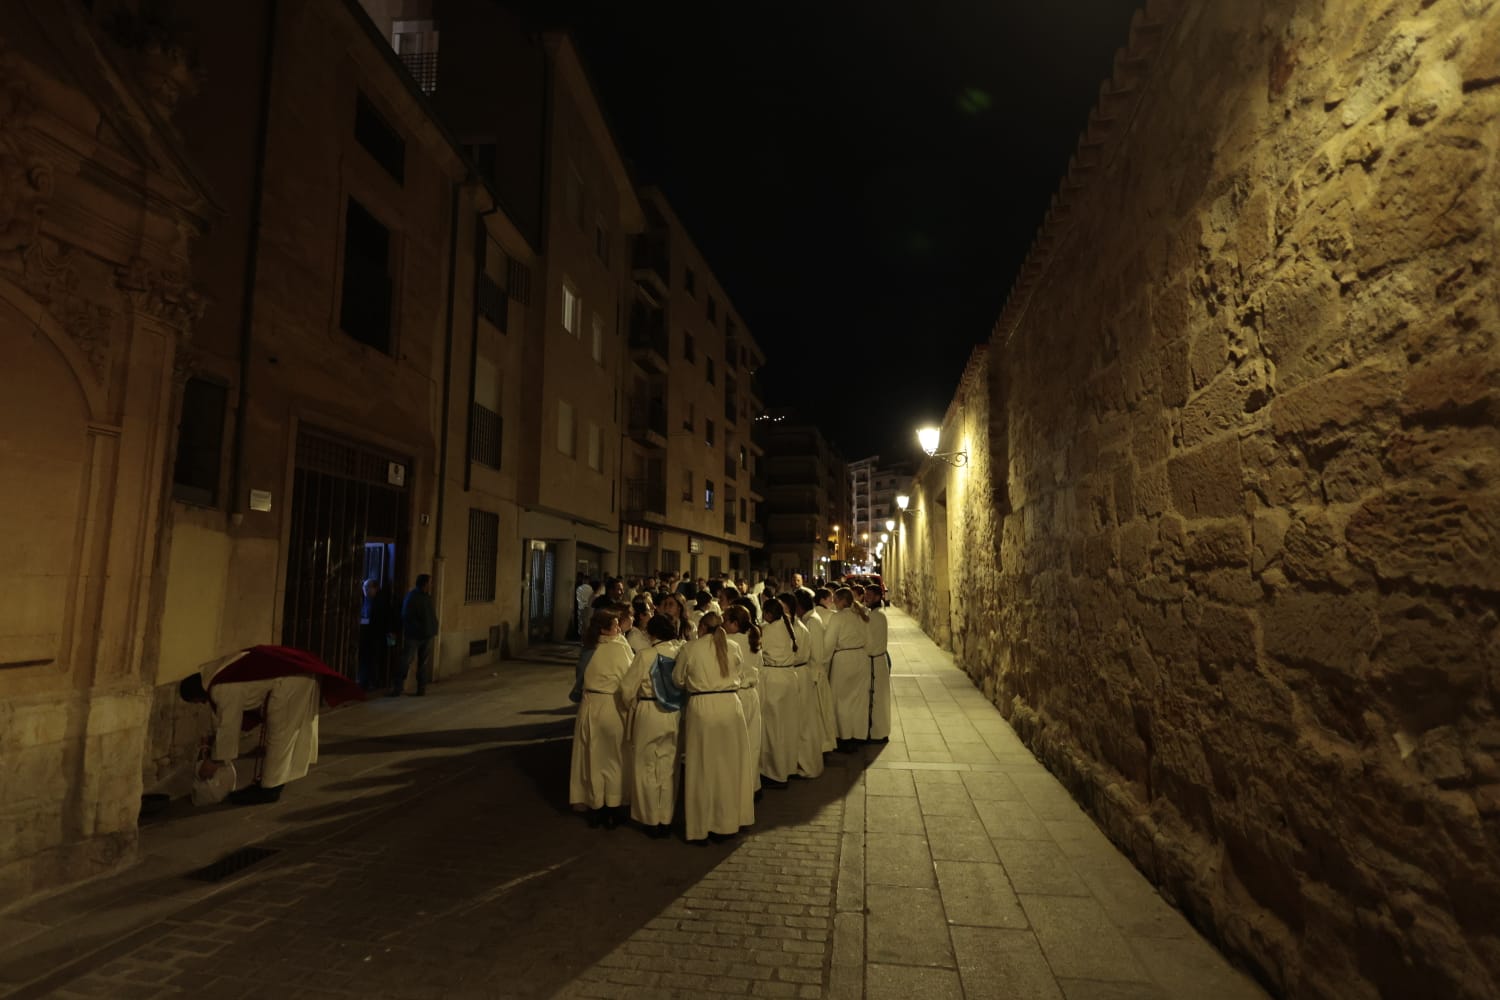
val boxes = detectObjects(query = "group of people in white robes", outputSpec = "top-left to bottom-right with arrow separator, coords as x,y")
568,580 -> 892,841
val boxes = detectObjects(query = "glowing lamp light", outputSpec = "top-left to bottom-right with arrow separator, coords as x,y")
896,494 -> 909,511
915,425 -> 969,467
884,519 -> 895,532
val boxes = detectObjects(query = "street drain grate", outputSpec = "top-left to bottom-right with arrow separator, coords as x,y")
186,846 -> 280,882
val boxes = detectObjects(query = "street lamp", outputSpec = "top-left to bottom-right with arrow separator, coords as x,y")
896,494 -> 921,516
917,426 -> 968,467
884,519 -> 895,532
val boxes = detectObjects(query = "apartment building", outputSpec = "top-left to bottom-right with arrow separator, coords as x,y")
754,417 -> 851,582
362,1 -> 644,641
622,190 -> 766,584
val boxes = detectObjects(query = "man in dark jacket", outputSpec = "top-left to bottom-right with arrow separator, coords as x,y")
391,574 -> 439,696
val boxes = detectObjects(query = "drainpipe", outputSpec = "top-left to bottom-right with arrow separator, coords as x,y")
228,0 -> 278,525
433,181 -> 461,560
464,205 -> 498,493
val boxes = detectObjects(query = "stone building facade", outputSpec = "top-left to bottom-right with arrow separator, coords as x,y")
897,2 -> 1499,997
0,0 -> 213,900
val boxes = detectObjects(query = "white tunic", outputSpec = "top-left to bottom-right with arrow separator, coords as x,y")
800,610 -> 837,755
209,674 -> 320,788
728,631 -> 762,793
619,639 -> 685,826
673,634 -> 754,840
865,607 -> 892,740
759,616 -> 810,782
826,608 -> 873,740
626,627 -> 652,654
569,636 -> 633,809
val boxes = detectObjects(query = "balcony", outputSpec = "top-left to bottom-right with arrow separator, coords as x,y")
624,477 -> 667,521
400,51 -> 438,96
725,337 -> 739,371
628,397 -> 668,448
629,301 -> 669,373
748,374 -> 763,407
724,390 -> 738,425
632,233 -> 670,299
750,523 -> 764,545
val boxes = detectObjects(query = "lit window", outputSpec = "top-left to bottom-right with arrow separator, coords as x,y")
591,313 -> 604,364
705,479 -> 715,511
562,281 -> 581,337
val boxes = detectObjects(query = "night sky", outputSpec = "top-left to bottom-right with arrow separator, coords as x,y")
538,1 -> 1145,461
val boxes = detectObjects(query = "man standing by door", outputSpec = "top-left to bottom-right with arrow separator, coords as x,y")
391,574 -> 438,696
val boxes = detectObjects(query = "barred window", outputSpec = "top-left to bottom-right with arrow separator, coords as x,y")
471,402 -> 501,469
465,509 -> 499,603
506,255 -> 532,304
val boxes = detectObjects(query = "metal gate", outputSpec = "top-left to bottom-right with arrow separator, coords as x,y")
282,427 -> 410,680
527,541 -> 555,641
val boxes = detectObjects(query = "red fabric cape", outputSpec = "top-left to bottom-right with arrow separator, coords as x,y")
209,645 -> 367,707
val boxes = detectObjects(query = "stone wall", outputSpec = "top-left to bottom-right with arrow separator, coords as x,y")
904,1 -> 1500,997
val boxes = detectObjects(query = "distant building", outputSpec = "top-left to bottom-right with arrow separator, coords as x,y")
871,460 -> 915,525
755,416 -> 850,582
622,190 -> 766,585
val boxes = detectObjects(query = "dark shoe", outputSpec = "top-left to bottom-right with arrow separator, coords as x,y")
602,810 -> 618,830
761,777 -> 788,790
228,783 -> 283,806
586,809 -> 602,829
869,737 -> 890,745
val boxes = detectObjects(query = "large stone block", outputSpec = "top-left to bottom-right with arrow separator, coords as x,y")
1263,590 -> 1378,674
1167,436 -> 1245,517
1346,486 -> 1500,592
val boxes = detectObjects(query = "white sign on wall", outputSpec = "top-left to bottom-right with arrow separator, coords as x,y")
249,490 -> 272,512
387,462 -> 406,487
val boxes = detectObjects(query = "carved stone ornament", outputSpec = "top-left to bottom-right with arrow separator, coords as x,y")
115,255 -> 205,332
21,240 -> 113,381
0,50 -> 53,254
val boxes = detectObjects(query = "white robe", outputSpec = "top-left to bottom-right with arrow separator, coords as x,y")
569,636 -> 633,809
800,611 -> 837,754
673,634 -> 753,840
728,632 -> 762,793
626,627 -> 652,654
826,608 -> 873,740
759,616 -> 810,782
209,672 -> 320,788
619,639 -> 685,826
865,607 -> 892,740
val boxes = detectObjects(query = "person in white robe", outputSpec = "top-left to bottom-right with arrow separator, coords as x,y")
724,603 -> 763,799
825,588 -> 874,746
866,600 -> 892,741
673,617 -> 754,841
759,597 -> 809,785
796,589 -> 837,755
624,599 -> 654,655
569,609 -> 635,827
774,593 -> 823,780
618,617 -> 685,835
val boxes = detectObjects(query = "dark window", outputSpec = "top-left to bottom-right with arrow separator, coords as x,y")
339,198 -> 393,352
595,218 -> 610,265
706,357 -> 716,386
465,509 -> 499,603
684,267 -> 696,297
707,295 -> 717,323
683,331 -> 695,362
172,377 -> 227,505
506,255 -> 532,304
740,498 -> 747,521
471,402 -> 501,469
706,419 -> 715,448
477,272 -> 507,331
354,93 -> 405,184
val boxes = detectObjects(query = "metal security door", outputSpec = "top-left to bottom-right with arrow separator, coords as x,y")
282,428 -> 410,680
527,542 -> 555,641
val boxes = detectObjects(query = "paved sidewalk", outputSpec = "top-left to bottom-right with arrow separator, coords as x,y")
0,613 -> 1268,999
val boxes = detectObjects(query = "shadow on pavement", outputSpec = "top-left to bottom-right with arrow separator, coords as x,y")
10,694 -> 864,1000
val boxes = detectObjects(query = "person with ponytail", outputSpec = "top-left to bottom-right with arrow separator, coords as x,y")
824,586 -> 872,751
864,581 -> 892,742
672,612 -> 754,842
569,608 -> 636,827
758,594 -> 808,786
776,593 -> 822,780
796,588 -> 838,757
618,614 -> 687,836
723,604 -> 764,801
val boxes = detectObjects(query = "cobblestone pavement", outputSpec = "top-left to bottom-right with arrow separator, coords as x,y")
0,613 -> 1269,999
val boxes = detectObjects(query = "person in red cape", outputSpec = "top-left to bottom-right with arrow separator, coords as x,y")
179,645 -> 365,805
